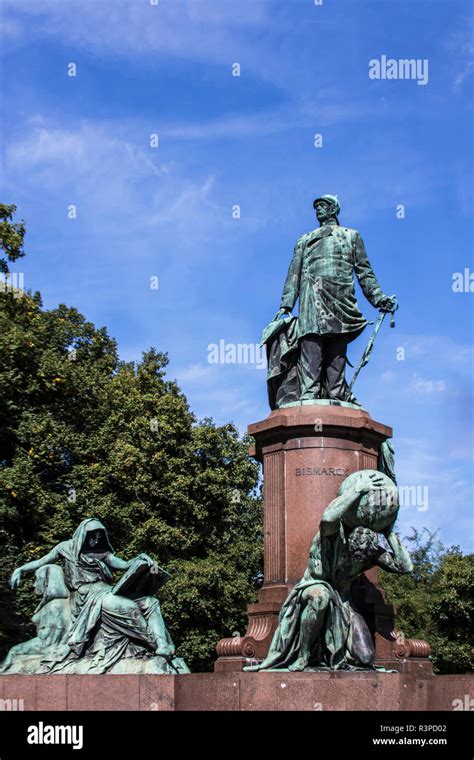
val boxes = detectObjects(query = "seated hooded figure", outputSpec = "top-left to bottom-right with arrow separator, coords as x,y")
0,564 -> 71,673
245,470 -> 413,672
5,518 -> 189,675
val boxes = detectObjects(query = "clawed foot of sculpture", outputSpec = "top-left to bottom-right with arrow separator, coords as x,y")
288,656 -> 309,672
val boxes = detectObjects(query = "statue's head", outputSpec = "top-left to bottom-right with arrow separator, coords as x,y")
347,526 -> 380,563
70,517 -> 114,558
313,194 -> 340,225
79,518 -> 111,553
84,527 -> 108,552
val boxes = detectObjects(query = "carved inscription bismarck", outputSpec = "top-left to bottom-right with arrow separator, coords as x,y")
295,467 -> 349,477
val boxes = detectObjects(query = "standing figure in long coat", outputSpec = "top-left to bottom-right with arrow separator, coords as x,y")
276,195 -> 397,403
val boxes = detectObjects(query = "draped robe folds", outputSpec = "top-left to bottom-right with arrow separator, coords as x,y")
0,566 -> 70,673
42,519 -> 180,674
246,524 -> 374,671
280,222 -> 385,340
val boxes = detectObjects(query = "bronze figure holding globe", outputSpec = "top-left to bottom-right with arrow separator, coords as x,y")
244,470 -> 412,672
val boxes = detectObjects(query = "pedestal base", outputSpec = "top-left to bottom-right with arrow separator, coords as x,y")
215,404 -> 431,673
1,672 -> 471,711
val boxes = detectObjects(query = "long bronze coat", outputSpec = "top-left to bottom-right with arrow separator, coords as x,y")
280,221 -> 386,341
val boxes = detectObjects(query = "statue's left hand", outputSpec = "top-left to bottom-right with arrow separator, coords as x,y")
378,295 -> 398,313
137,553 -> 155,566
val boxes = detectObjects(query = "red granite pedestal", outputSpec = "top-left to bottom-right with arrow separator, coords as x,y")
1,671 -> 472,711
215,403 -> 431,673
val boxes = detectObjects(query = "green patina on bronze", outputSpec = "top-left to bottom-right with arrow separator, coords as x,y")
244,470 -> 412,672
1,518 -> 190,675
262,195 -> 397,408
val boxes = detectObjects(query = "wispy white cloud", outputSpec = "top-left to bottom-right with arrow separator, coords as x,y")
2,0 -> 270,70
409,374 -> 446,394
366,333 -> 473,405
175,363 -> 214,383
6,120 -> 173,177
0,0 -> 399,114
4,119 -> 222,238
453,58 -> 474,92
395,436 -> 473,550
445,16 -> 474,93
406,335 -> 473,365
160,100 -> 379,141
146,176 -> 216,227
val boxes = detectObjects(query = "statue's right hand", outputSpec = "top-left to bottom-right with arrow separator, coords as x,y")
275,308 -> 291,320
358,472 -> 385,495
10,568 -> 22,589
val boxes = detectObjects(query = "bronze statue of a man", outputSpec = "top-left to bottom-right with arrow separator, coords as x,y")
275,195 -> 397,404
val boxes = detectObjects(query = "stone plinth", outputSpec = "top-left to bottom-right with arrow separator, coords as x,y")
249,404 -> 391,587
0,672 -> 471,711
215,404 -> 432,673
215,404 -> 430,672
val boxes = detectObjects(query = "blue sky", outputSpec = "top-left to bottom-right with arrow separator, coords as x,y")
1,0 -> 473,550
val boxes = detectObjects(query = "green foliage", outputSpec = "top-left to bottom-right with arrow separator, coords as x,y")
381,528 -> 473,674
0,204 -> 26,274
0,289 -> 262,671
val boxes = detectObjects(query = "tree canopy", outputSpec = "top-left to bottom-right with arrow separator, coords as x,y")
0,287 -> 262,671
380,528 -> 473,674
0,204 -> 26,275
